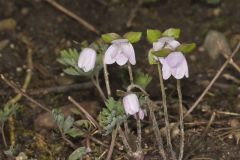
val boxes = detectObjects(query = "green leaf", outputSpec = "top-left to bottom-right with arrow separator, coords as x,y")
63,116 -> 74,133
74,120 -> 91,129
176,43 -> 196,54
98,97 -> 126,135
123,32 -> 142,43
148,50 -> 157,65
162,28 -> 181,39
68,147 -> 86,160
134,71 -> 152,89
152,48 -> 172,57
63,67 -> 81,76
116,90 -> 126,97
52,109 -> 65,129
101,33 -> 121,43
147,29 -> 161,43
66,128 -> 83,138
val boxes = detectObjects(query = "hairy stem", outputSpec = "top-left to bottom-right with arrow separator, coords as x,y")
118,126 -> 133,156
177,80 -> 184,160
91,77 -> 106,102
136,115 -> 142,152
128,62 -> 134,85
147,98 -> 166,160
103,59 -> 111,97
157,63 -> 176,159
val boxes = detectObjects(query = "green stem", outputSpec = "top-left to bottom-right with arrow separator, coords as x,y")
1,124 -> 7,148
177,80 -> 184,160
157,62 -> 176,160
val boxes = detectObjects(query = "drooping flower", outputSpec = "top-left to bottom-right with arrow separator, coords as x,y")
123,93 -> 140,115
153,37 -> 189,80
160,52 -> 189,80
104,39 -> 136,66
78,48 -> 96,72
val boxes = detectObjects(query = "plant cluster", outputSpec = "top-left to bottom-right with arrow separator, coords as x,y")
57,28 -> 195,160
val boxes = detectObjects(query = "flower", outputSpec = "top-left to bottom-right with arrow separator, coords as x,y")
160,52 -> 189,80
104,39 -> 136,66
153,37 -> 180,51
135,108 -> 147,120
78,48 -> 96,72
123,93 -> 140,115
152,37 -> 189,80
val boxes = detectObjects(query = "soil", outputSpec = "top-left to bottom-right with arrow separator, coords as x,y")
0,0 -> 240,159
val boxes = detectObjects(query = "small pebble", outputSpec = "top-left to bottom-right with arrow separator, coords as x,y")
21,8 -> 29,15
10,43 -> 15,49
16,67 -> 23,72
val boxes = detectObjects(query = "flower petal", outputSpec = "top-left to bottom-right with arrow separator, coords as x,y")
166,39 -> 180,50
122,43 -> 136,65
153,41 -> 164,51
104,44 -> 118,64
165,52 -> 187,79
165,52 -> 185,68
159,58 -> 172,80
183,57 -> 189,78
116,52 -> 128,66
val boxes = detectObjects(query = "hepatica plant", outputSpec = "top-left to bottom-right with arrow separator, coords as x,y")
58,28 -> 195,160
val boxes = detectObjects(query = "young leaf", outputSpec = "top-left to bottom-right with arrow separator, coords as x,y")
162,28 -> 181,39
63,116 -> 74,134
123,32 -> 142,43
176,43 -> 196,54
148,50 -> 157,65
52,109 -> 65,129
68,147 -> 86,160
152,48 -> 172,57
101,33 -> 121,43
147,29 -> 161,43
66,128 -> 83,138
134,71 -> 152,89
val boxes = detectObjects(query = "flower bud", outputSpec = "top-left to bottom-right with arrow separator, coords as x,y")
78,48 -> 96,72
123,93 -> 140,115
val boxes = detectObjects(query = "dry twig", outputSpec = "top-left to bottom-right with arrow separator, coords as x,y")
184,42 -> 240,118
44,0 -> 100,34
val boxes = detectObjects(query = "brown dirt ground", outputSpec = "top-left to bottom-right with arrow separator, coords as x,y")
0,0 -> 240,159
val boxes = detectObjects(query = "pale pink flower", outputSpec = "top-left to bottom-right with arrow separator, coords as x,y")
153,37 -> 180,51
123,93 -> 140,115
78,48 -> 96,72
153,37 -> 189,80
160,52 -> 189,80
104,39 -> 136,66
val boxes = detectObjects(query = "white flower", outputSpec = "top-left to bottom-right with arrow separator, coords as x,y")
104,39 -> 136,66
153,37 -> 180,51
123,93 -> 140,115
160,52 -> 189,80
78,48 -> 96,72
152,37 -> 189,80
